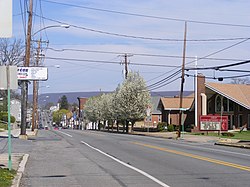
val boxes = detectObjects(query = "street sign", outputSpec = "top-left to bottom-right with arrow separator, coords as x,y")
200,115 -> 228,131
146,106 -> 151,117
0,66 -> 18,90
0,0 -> 12,37
17,67 -> 48,80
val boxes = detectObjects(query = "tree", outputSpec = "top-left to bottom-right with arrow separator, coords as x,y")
59,95 -> 69,110
116,71 -> 151,133
0,38 -> 25,66
84,96 -> 100,129
231,78 -> 250,85
0,38 -> 24,111
52,109 -> 70,125
99,93 -> 115,131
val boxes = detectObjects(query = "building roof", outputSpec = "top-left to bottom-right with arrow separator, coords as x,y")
150,96 -> 161,114
205,82 -> 250,110
160,97 -> 194,110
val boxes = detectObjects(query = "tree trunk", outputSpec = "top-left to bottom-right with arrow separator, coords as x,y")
131,122 -> 134,133
125,120 -> 129,133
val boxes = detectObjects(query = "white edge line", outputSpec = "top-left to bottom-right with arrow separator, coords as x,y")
81,141 -> 170,187
57,131 -> 72,137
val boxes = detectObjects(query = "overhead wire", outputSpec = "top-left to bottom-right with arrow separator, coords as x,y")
41,0 -> 250,28
34,14 -> 250,42
186,73 -> 250,80
44,56 -> 180,68
47,47 -> 247,62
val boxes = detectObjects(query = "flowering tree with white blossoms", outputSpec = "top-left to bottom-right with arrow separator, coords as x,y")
116,71 -> 151,132
84,72 -> 150,133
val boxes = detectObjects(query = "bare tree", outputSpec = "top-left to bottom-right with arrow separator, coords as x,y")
0,38 -> 24,110
231,78 -> 250,85
0,38 -> 25,66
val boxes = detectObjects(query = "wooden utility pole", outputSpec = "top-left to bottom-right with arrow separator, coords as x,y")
31,39 -> 40,131
124,54 -> 128,79
178,21 -> 187,138
20,0 -> 33,137
121,53 -> 133,79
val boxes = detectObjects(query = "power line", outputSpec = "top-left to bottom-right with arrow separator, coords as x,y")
185,38 -> 250,66
41,0 -> 250,28
148,76 -> 181,91
45,56 -> 179,68
47,47 -> 247,62
34,14 -> 250,42
147,69 -> 181,89
186,59 -> 250,70
186,73 -> 250,80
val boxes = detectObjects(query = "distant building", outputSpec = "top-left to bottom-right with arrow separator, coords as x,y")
77,97 -> 88,118
158,96 -> 194,127
10,99 -> 21,125
49,103 -> 60,112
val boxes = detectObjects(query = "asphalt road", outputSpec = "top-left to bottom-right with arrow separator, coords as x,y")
18,128 -> 250,187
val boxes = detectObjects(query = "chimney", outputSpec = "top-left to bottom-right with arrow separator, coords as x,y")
197,73 -> 205,129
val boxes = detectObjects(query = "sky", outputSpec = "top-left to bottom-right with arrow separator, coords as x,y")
11,0 -> 250,94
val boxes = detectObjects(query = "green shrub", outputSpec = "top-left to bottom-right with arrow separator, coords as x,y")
1,114 -> 15,123
167,124 -> 174,132
157,122 -> 167,131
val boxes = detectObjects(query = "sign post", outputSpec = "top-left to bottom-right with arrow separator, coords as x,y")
0,66 -> 17,171
146,106 -> 151,133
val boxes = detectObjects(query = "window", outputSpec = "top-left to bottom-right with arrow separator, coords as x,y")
208,100 -> 212,113
229,100 -> 234,111
158,115 -> 161,122
248,114 -> 250,129
215,95 -> 222,113
223,97 -> 227,112
238,114 -> 243,127
238,105 -> 243,112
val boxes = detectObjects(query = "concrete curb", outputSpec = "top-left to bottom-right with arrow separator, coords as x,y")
12,154 -> 29,187
214,142 -> 250,149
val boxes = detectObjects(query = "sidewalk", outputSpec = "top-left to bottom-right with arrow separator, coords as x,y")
0,128 -> 35,187
0,128 -> 37,138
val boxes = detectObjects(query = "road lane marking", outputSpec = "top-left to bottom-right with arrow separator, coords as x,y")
81,141 -> 170,187
57,131 -> 72,137
167,141 -> 250,157
133,142 -> 250,172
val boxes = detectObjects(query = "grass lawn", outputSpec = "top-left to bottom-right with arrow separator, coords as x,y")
0,168 -> 16,187
190,131 -> 250,141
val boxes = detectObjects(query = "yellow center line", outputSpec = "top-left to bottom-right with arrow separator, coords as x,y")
132,142 -> 250,172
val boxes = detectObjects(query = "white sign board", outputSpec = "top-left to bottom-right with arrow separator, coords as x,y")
0,66 -> 18,90
17,67 -> 48,80
0,0 -> 12,37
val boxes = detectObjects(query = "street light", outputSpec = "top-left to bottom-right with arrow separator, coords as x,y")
32,24 -> 70,37
25,24 -> 70,133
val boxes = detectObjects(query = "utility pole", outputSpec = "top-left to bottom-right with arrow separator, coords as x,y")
20,0 -> 33,138
178,21 -> 187,138
31,39 -> 40,131
121,53 -> 132,79
124,54 -> 128,79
